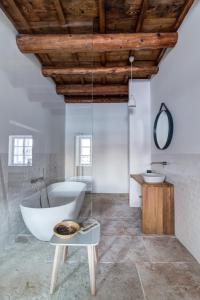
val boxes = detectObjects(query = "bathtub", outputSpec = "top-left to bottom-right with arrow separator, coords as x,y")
20,181 -> 86,241
70,176 -> 93,192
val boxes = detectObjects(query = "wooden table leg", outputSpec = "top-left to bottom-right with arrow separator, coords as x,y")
87,245 -> 96,296
61,246 -> 68,263
50,245 -> 64,295
94,246 -> 98,265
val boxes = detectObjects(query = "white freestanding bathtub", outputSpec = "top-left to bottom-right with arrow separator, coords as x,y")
20,181 -> 86,241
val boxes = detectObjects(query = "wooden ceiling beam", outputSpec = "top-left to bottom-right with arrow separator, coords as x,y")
0,1 -> 52,67
53,3 -> 82,84
156,48 -> 166,65
65,96 -> 128,103
99,0 -> 106,33
53,0 -> 66,26
98,0 -> 107,85
129,0 -> 148,62
42,65 -> 158,77
16,33 -> 178,53
0,0 -> 31,33
123,75 -> 129,84
135,0 -> 148,32
174,0 -> 195,31
57,85 -> 128,95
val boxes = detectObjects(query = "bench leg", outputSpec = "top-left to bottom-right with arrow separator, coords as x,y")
94,246 -> 98,265
50,245 -> 65,295
62,246 -> 68,263
87,245 -> 96,296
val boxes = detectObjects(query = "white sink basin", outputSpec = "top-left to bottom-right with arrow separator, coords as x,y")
143,172 -> 165,184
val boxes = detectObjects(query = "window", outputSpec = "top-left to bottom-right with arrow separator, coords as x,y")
75,135 -> 92,166
8,135 -> 33,166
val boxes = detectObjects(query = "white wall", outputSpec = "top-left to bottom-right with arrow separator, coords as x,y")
151,0 -> 200,262
65,103 -> 129,193
129,80 -> 151,207
93,104 -> 128,193
65,104 -> 93,183
0,10 -> 65,154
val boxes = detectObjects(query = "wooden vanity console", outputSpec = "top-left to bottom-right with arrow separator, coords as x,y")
131,175 -> 174,235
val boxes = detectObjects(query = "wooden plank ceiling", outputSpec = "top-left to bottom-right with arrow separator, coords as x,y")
0,0 -> 194,103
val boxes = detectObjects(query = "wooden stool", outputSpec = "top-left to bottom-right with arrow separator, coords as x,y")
49,223 -> 100,296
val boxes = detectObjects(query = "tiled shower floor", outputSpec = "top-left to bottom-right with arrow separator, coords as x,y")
0,194 -> 200,300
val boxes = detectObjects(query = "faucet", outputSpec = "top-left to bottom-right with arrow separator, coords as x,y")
30,170 -> 50,208
30,177 -> 44,184
30,168 -> 46,184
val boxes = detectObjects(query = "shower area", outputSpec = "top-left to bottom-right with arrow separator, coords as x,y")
0,12 -> 129,250
65,70 -> 95,224
0,118 -> 65,248
64,12 -> 95,194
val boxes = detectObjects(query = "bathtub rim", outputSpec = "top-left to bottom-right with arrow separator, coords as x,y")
20,181 -> 86,210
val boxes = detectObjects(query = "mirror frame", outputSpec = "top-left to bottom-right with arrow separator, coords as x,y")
153,103 -> 173,150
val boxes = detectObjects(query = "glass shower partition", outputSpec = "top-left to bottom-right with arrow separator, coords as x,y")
65,20 -> 94,223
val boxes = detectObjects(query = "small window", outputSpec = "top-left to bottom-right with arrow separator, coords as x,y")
8,135 -> 33,166
75,135 -> 92,166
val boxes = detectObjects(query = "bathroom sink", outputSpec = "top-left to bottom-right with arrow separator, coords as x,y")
142,172 -> 165,184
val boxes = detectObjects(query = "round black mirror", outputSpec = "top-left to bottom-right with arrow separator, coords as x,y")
153,103 -> 173,150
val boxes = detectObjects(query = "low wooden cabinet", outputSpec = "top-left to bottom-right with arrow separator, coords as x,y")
131,175 -> 174,235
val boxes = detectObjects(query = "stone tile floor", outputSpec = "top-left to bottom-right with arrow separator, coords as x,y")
0,193 -> 200,300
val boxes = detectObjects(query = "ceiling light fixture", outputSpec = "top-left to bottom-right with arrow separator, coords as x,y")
128,56 -> 136,108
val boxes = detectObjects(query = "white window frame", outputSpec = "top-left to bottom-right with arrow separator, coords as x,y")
75,135 -> 92,167
8,135 -> 33,167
